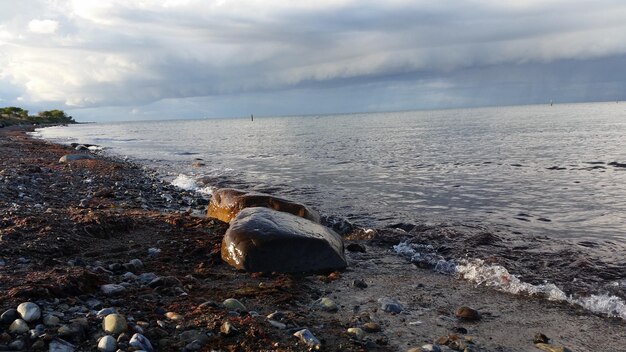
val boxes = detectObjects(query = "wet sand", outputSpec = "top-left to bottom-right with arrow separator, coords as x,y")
0,126 -> 625,351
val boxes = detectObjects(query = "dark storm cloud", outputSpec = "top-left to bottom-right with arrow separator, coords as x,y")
1,1 -> 626,120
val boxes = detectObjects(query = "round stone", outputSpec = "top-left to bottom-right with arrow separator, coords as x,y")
362,322 -> 382,333
223,298 -> 246,311
43,315 -> 60,327
98,335 -> 117,352
165,312 -> 183,321
0,308 -> 19,325
347,327 -> 365,340
316,297 -> 338,312
129,333 -> 153,352
455,306 -> 481,321
103,314 -> 128,335
17,302 -> 41,322
9,319 -> 30,334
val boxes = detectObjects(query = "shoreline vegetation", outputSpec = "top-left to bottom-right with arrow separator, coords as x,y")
0,107 -> 76,128
1,125 -> 625,351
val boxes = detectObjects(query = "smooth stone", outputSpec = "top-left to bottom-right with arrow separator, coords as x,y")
17,302 -> 41,322
48,339 -> 75,352
137,272 -> 158,284
534,333 -> 550,344
419,344 -> 441,352
293,329 -> 321,350
455,306 -> 481,321
129,333 -> 153,352
31,340 -> 45,350
223,298 -> 246,311
97,308 -> 117,317
103,314 -> 127,335
8,339 -> 25,350
352,279 -> 368,289
9,319 -> 29,334
220,321 -> 237,336
100,284 -> 126,296
267,319 -> 287,329
128,258 -> 143,269
378,297 -> 403,313
316,297 -> 338,312
97,335 -> 117,352
43,315 -> 61,327
347,327 -> 365,340
165,312 -> 183,321
57,323 -> 85,341
222,207 -> 346,273
59,154 -> 95,163
207,188 -> 320,223
0,309 -> 19,325
362,322 -> 382,333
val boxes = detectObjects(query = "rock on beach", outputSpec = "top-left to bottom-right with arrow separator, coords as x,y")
221,207 -> 347,273
207,188 -> 321,223
58,154 -> 95,163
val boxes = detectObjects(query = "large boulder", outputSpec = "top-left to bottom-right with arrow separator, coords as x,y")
207,188 -> 320,223
221,207 -> 346,273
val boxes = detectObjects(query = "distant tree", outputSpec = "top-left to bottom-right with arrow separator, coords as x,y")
0,106 -> 28,118
37,109 -> 75,123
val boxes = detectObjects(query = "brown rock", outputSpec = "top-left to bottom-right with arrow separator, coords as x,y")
221,207 -> 346,273
207,188 -> 320,223
455,306 -> 481,321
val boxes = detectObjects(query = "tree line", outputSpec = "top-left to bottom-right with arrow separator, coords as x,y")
0,106 -> 76,124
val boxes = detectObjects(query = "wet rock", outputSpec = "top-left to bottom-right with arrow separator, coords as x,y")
48,338 -> 75,352
362,322 -> 382,333
534,333 -> 550,344
137,272 -> 158,284
378,297 -> 403,313
347,327 -> 365,340
9,319 -> 29,334
165,312 -> 183,321
455,307 -> 481,321
58,154 -> 95,163
96,308 -> 117,317
57,323 -> 85,341
0,309 -> 19,325
129,333 -> 153,352
103,314 -> 127,335
17,302 -> 41,322
207,188 -> 320,223
100,284 -> 126,296
8,339 -> 25,350
315,297 -> 339,312
267,319 -> 287,329
223,298 -> 246,311
43,315 -> 60,326
222,207 -> 346,273
293,328 -> 321,350
31,340 -> 45,350
419,344 -> 441,352
148,276 -> 181,288
97,335 -> 117,352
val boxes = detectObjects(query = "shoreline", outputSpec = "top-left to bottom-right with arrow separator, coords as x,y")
1,126 -> 625,351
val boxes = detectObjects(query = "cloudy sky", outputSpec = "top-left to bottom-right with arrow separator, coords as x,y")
1,0 -> 626,121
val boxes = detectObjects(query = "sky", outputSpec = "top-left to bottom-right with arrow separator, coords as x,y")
1,0 -> 626,121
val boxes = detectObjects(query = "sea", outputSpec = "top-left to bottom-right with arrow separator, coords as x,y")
33,102 -> 626,319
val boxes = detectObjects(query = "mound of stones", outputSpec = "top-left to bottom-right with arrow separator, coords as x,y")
207,188 -> 346,273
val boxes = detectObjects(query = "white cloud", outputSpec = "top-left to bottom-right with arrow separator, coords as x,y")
27,19 -> 59,34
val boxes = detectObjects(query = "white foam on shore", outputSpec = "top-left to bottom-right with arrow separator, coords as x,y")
170,174 -> 213,195
393,241 -> 626,320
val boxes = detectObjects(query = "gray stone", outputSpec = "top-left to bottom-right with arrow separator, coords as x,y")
347,327 -> 365,340
8,339 -> 25,350
185,340 -> 204,351
58,154 -> 94,163
220,321 -> 237,336
222,207 -> 346,273
9,319 -> 29,334
137,272 -> 158,284
207,188 -> 321,223
102,314 -> 127,335
96,308 -> 117,317
293,329 -> 321,350
419,345 -> 442,352
129,333 -> 153,352
378,297 -> 403,313
128,258 -> 143,269
315,297 -> 338,312
223,298 -> 246,311
100,284 -> 126,296
97,335 -> 117,352
48,339 -> 75,352
17,302 -> 41,322
43,315 -> 60,327
0,308 -> 19,325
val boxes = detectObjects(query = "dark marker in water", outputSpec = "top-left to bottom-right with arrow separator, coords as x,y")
251,114 -> 254,121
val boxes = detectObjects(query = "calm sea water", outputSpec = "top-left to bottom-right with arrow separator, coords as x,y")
36,103 -> 626,246
35,102 -> 626,315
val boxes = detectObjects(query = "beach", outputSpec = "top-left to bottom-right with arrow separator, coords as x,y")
1,126 -> 625,351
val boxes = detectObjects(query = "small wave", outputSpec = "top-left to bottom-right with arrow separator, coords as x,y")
393,241 -> 626,320
171,174 -> 213,195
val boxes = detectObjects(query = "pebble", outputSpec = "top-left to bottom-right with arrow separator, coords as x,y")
43,315 -> 60,326
48,338 -> 75,352
100,284 -> 126,296
31,340 -> 45,350
268,319 -> 287,329
220,321 -> 237,336
316,297 -> 339,312
128,258 -> 143,269
0,308 -> 19,325
352,279 -> 368,289
8,339 -> 25,350
137,272 -> 158,284
103,314 -> 128,335
148,248 -> 161,256
57,323 -> 85,341
17,302 -> 41,322
346,243 -> 367,253
223,298 -> 246,311
165,312 -> 183,321
293,329 -> 321,350
347,327 -> 365,340
9,319 -> 29,334
97,308 -> 117,317
378,297 -> 403,313
362,322 -> 382,333
129,333 -> 154,352
455,307 -> 481,321
97,335 -> 117,352
185,339 -> 204,350
534,333 -> 550,344
419,344 -> 441,352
